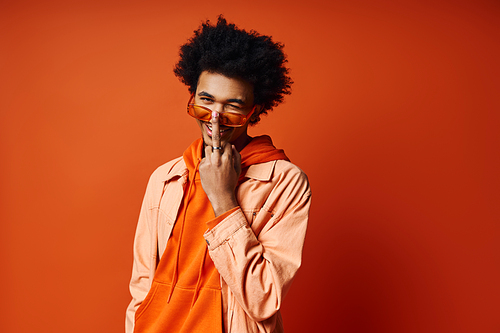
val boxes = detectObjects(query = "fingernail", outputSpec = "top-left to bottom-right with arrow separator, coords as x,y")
212,111 -> 218,119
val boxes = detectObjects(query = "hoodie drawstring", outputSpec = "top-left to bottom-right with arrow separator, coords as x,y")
191,245 -> 207,308
166,158 -> 201,303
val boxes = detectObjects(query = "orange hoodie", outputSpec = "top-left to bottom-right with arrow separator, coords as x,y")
133,135 -> 288,333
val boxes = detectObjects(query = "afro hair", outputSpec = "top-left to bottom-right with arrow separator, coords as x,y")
173,16 -> 293,125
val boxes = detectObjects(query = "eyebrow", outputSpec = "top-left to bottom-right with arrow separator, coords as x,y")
198,91 -> 246,105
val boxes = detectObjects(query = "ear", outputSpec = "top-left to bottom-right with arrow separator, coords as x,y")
251,105 -> 264,121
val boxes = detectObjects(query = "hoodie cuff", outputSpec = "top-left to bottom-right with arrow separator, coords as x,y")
206,206 -> 239,230
204,207 -> 247,249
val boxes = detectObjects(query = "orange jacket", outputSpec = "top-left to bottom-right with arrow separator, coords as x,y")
126,155 -> 311,333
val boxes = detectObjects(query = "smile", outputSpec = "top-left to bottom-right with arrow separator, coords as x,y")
205,123 -> 231,137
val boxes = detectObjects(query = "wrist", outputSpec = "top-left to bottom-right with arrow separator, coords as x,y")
211,196 -> 239,217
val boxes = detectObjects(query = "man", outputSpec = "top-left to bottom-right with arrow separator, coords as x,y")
126,16 -> 311,333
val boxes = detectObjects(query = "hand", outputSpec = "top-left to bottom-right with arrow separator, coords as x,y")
199,111 -> 242,216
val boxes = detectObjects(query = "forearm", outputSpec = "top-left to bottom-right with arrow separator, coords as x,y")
204,206 -> 309,321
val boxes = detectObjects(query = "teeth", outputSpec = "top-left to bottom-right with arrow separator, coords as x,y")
207,124 -> 228,133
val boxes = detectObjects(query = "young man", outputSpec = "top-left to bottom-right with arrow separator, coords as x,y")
126,17 -> 311,333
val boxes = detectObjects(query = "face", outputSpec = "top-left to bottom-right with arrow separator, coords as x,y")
194,71 -> 257,151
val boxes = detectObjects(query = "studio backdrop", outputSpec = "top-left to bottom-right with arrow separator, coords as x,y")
1,0 -> 499,332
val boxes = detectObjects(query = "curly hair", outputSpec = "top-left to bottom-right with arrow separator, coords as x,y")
173,16 -> 293,125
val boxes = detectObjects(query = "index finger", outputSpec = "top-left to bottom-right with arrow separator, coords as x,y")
211,111 -> 221,149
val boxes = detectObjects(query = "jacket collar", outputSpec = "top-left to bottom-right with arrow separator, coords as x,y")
160,157 -> 188,183
244,160 -> 277,181
160,158 -> 277,183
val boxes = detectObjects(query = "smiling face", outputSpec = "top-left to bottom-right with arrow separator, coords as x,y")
194,71 -> 257,151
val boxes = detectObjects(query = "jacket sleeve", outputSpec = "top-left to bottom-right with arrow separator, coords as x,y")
203,163 -> 311,322
125,173 -> 159,333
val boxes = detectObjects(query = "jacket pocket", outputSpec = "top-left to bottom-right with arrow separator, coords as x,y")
249,209 -> 275,237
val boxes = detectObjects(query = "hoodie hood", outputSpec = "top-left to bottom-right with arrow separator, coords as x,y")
183,138 -> 204,178
240,134 -> 289,169
183,135 -> 289,172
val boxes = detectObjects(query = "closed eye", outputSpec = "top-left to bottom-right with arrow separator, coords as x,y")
226,104 -> 241,111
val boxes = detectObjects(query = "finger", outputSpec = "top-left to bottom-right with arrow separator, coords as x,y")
211,111 -> 221,150
224,142 -> 233,155
220,142 -> 232,162
204,144 -> 212,162
232,145 -> 242,175
210,111 -> 222,164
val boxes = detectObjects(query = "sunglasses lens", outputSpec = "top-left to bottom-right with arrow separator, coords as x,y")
188,104 -> 245,126
189,105 -> 211,121
220,113 -> 244,126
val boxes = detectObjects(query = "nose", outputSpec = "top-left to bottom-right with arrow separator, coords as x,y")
212,103 -> 224,113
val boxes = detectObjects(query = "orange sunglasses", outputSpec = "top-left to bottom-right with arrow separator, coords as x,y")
187,94 -> 256,127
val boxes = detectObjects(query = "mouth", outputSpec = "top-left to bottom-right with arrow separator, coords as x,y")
205,122 -> 231,137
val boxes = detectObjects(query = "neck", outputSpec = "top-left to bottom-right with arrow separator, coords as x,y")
231,133 -> 253,152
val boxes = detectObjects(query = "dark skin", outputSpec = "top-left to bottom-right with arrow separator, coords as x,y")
195,71 -> 261,217
200,112 -> 242,216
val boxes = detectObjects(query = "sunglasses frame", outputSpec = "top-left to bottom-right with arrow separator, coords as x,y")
187,94 -> 257,127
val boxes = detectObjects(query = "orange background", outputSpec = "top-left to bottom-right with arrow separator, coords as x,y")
1,0 -> 499,332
